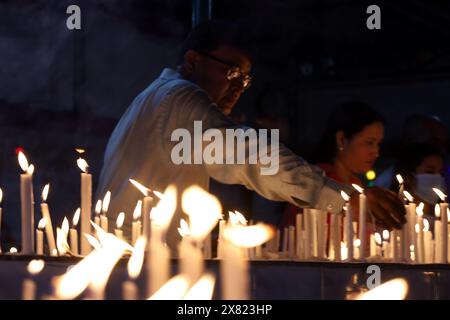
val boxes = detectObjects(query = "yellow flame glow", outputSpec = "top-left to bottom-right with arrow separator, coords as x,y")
75,148 -> 85,154
62,217 -> 69,235
9,247 -> 17,253
150,185 -> 177,229
84,233 -> 102,250
102,191 -> 111,214
435,204 -> 441,218
223,223 -> 274,248
38,217 -> 47,230
153,190 -> 163,199
352,184 -> 364,193
182,273 -> 216,300
72,208 -> 81,227
27,259 -> 45,275
433,188 -> 447,202
403,191 -> 413,202
382,230 -> 389,240
0,188 -> 2,204
396,174 -> 404,185
354,239 -> 361,248
27,164 -> 34,175
375,232 -> 382,245
129,179 -> 150,197
423,219 -> 430,232
178,219 -> 191,237
355,278 -> 408,300
18,151 -> 29,172
116,212 -> 125,229
340,191 -> 350,202
416,202 -> 424,217
128,236 -> 146,279
77,158 -> 89,173
234,211 -> 248,226
133,200 -> 142,220
415,223 -> 420,234
95,200 -> 102,215
41,184 -> 50,202
181,185 -> 221,240
56,228 -> 69,255
148,275 -> 189,300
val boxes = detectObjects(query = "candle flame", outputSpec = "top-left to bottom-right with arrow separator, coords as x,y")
416,202 -> 424,216
340,191 -> 350,202
153,190 -> 163,199
38,217 -> 47,230
433,188 -> 447,201
102,191 -> 111,214
56,227 -> 70,255
18,151 -> 29,172
68,209 -> 79,228
95,200 -> 102,215
75,148 -> 85,154
148,275 -> 189,300
355,278 -> 408,300
150,185 -> 177,229
84,233 -> 102,250
129,179 -> 151,197
9,247 -> 17,253
90,221 -> 134,252
77,158 -> 89,173
223,223 -> 274,248
27,164 -> 35,175
133,200 -> 142,220
178,219 -> 191,237
423,219 -> 430,232
62,217 -> 70,235
448,208 -> 450,221
396,174 -> 404,185
182,273 -> 216,300
27,259 -> 45,275
181,185 -> 222,240
341,242 -> 348,260
128,236 -> 146,279
116,212 -> 125,229
382,230 -> 389,240
41,184 -> 50,202
234,211 -> 248,225
352,184 -> 364,193
415,223 -> 420,234
354,238 -> 361,248
0,188 -> 2,204
435,204 -> 441,218
403,191 -> 413,202
375,232 -> 382,245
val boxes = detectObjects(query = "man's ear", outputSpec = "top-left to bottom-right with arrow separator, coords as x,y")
336,130 -> 346,151
183,50 -> 200,73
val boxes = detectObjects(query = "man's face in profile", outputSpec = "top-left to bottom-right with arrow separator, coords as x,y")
184,44 -> 252,115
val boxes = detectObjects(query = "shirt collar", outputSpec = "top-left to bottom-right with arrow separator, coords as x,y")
159,68 -> 182,80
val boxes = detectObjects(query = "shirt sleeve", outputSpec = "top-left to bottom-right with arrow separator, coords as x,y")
161,82 -> 353,214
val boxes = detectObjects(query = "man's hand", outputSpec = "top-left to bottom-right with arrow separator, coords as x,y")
356,186 -> 407,230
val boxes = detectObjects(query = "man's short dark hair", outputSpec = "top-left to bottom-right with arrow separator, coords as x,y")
176,20 -> 252,64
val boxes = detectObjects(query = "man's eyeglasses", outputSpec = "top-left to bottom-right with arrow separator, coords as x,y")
199,52 -> 252,90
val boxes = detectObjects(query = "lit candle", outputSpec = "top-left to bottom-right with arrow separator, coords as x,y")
434,188 -> 448,263
18,151 -> 35,254
341,191 -> 353,261
304,209 -> 312,259
354,239 -> 361,260
70,208 -> 80,255
146,185 -> 177,297
370,233 -> 376,257
40,184 -> 57,256
423,218 -> 433,263
434,204 -> 442,263
410,244 -> 416,262
100,191 -> 111,233
23,259 -> 44,300
78,158 -> 92,256
0,188 -> 3,253
36,218 -> 46,255
129,179 -> 155,243
382,229 -> 390,259
404,191 -> 417,263
340,241 -> 348,260
217,219 -> 225,259
415,203 -> 425,264
330,214 -> 341,261
396,175 -> 406,261
115,212 -> 125,240
375,232 -> 382,257
353,184 -> 367,260
178,219 -> 203,285
94,200 -> 102,227
132,200 -> 142,245
295,214 -> 303,259
123,236 -> 146,300
56,217 -> 70,256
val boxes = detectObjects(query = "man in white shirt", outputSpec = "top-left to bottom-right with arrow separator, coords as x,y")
96,21 -> 405,251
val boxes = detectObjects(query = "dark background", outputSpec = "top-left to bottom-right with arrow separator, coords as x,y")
1,0 -> 450,247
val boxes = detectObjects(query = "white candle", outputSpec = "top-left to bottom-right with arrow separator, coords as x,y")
40,184 -> 57,256
18,152 -> 35,255
375,232 -> 382,256
370,234 -> 376,257
100,191 -> 110,233
354,239 -> 361,260
132,200 -> 142,245
94,200 -> 102,228
204,232 -> 212,259
358,188 -> 367,259
288,226 -> 296,259
124,236 -> 146,300
178,235 -> 203,285
416,203 -> 425,264
423,219 -> 432,263
330,214 -> 341,261
36,218 -> 46,255
78,158 -> 92,256
439,200 -> 448,264
282,227 -> 289,256
304,209 -> 312,259
382,229 -> 390,259
341,191 -> 353,261
222,238 -> 247,299
23,259 -> 44,300
408,200 -> 417,262
115,212 -> 125,240
70,208 -> 80,255
142,196 -> 153,242
295,214 -> 303,259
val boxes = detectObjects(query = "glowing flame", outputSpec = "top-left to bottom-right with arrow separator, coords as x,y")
403,191 -> 413,202
396,174 -> 404,185
448,208 -> 450,220
352,184 -> 364,193
150,185 -> 177,229
27,259 -> 45,275
356,278 -> 408,300
354,239 -> 361,248
435,204 -> 441,218
153,190 -> 163,199
18,151 -> 29,172
415,223 -> 420,234
38,218 -> 47,230
341,242 -> 348,260
433,188 -> 447,202
181,185 -> 222,240
95,200 -> 102,215
234,211 -> 248,225
9,247 -> 17,253
182,273 -> 216,300
62,217 -> 69,235
75,148 -> 85,154
41,184 -> 50,202
102,191 -> 111,214
416,202 -> 424,217
129,179 -> 151,197
375,233 -> 382,246
133,200 -> 142,220
84,234 -> 102,251
178,219 -> 191,237
56,228 -> 69,255
127,236 -> 146,279
423,219 -> 430,232
72,208 -> 81,227
340,191 -> 350,202
27,164 -> 35,175
148,275 -> 189,300
223,223 -> 274,248
382,230 -> 389,240
90,221 -> 134,252
116,212 -> 125,229
0,188 -> 2,204
77,158 -> 89,173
